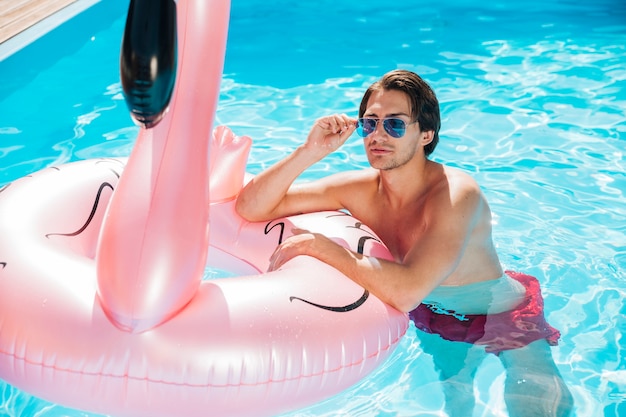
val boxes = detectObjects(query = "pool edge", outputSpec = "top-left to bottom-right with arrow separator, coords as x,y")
0,0 -> 101,62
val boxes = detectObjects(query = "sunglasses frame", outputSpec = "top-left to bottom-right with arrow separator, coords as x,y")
356,117 -> 416,139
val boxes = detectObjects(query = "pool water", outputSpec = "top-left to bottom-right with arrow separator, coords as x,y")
1,0 -> 625,416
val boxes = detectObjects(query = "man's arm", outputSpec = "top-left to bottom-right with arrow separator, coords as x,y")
268,181 -> 485,313
235,115 -> 356,221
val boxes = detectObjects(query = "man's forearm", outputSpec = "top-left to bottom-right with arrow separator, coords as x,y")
307,235 -> 423,313
270,231 -> 422,313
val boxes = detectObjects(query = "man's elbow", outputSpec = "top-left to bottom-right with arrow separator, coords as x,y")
234,197 -> 257,222
393,301 -> 419,314
382,293 -> 419,314
394,286 -> 427,313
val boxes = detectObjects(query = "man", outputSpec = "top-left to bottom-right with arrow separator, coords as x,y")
235,69 -> 573,416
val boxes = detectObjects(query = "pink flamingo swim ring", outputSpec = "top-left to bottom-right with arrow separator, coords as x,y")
0,0 -> 408,416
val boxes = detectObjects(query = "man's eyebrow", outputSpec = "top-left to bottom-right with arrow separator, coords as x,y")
363,112 -> 411,118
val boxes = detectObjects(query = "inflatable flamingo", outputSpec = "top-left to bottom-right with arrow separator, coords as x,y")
0,1 -> 408,416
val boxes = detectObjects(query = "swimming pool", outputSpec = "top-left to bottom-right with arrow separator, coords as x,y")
0,0 -> 625,416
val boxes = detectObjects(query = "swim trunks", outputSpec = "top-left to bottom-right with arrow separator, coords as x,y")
409,271 -> 561,355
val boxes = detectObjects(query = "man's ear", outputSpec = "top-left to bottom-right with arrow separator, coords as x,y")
421,130 -> 435,146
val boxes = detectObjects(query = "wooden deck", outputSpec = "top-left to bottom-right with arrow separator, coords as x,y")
0,0 -> 78,44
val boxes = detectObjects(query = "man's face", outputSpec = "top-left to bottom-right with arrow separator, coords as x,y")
361,90 -> 423,171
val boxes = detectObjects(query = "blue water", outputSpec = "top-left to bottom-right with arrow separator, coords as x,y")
1,0 -> 625,416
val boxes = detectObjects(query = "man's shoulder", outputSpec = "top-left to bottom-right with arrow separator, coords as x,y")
441,165 -> 481,191
430,165 -> 484,209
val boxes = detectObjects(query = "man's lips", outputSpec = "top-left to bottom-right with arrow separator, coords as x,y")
368,146 -> 392,155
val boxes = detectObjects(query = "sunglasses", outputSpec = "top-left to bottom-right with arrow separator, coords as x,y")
356,117 -> 416,139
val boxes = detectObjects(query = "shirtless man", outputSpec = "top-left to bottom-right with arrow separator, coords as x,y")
235,69 -> 573,416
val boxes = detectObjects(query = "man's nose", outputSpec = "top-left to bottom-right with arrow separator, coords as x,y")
371,121 -> 388,141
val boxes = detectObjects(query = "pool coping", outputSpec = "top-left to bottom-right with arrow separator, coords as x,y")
0,0 -> 100,62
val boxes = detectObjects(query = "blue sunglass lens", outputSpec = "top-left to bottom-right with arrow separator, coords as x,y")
357,118 -> 376,137
383,118 -> 406,138
357,118 -> 407,138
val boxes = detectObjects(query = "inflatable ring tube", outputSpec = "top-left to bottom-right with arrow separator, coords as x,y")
0,130 -> 409,417
0,0 -> 409,414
